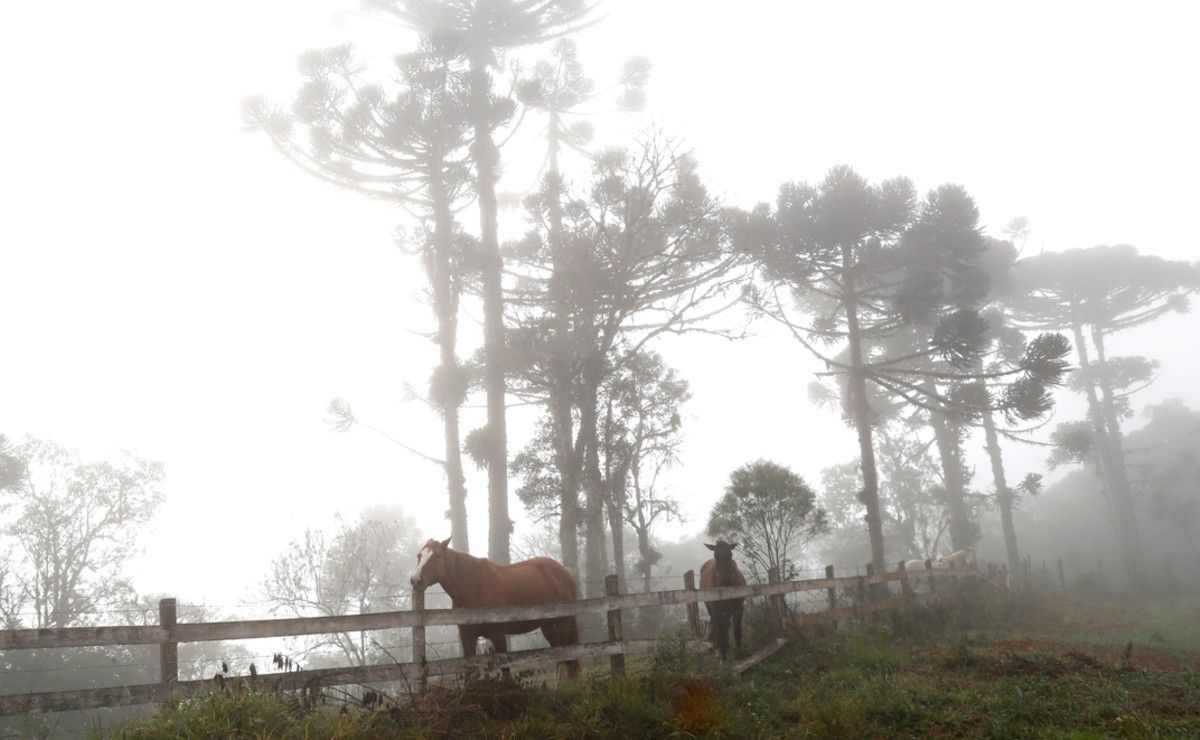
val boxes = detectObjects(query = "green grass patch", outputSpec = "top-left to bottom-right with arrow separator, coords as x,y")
109,593 -> 1200,738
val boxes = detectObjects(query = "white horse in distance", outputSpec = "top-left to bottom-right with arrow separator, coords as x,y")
902,548 -> 975,575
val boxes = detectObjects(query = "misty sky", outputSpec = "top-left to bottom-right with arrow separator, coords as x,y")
2,0 -> 1198,614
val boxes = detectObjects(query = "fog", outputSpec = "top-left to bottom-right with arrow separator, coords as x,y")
2,0 -> 1199,656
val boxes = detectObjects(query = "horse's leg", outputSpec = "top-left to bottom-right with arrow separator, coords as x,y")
566,617 -> 581,678
543,618 -> 581,680
715,612 -> 729,660
491,632 -> 512,682
459,627 -> 477,658
733,604 -> 744,655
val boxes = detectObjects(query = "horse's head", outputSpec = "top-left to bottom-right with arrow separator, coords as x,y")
410,536 -> 453,589
704,540 -> 739,577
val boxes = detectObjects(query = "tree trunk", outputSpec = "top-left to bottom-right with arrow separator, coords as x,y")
841,244 -> 887,576
982,408 -> 1021,582
1088,324 -> 1147,580
896,503 -> 919,560
607,496 -> 626,590
602,397 -> 629,590
552,393 -> 579,577
578,381 -> 606,596
927,398 -> 975,551
1071,321 -> 1144,581
636,525 -> 653,592
430,164 -> 469,553
545,112 -> 579,578
441,380 -> 470,551
468,53 -> 509,564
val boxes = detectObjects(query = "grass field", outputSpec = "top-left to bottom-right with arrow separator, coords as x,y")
109,587 -> 1200,738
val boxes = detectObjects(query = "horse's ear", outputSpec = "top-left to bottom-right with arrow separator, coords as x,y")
440,536 -> 452,549
704,543 -> 715,551
729,542 -> 738,551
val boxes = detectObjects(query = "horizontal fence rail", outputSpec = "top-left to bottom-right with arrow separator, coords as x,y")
0,640 -> 663,716
0,563 -> 981,716
0,569 -> 975,651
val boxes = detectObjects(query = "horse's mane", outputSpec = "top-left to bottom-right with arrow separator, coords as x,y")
707,551 -> 743,588
440,547 -> 487,603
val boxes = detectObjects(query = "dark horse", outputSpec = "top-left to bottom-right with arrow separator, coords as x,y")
409,538 -> 580,676
699,540 -> 746,659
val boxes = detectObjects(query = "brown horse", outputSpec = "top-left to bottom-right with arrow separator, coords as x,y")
699,540 -> 746,659
409,538 -> 580,674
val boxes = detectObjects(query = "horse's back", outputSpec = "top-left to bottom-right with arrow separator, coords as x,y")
699,559 -> 746,613
699,558 -> 747,588
492,556 -> 577,604
934,549 -> 972,569
527,556 -> 578,600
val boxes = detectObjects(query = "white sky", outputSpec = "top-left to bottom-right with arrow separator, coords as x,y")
1,0 -> 1198,613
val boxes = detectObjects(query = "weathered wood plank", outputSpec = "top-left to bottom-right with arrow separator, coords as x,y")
0,625 -> 166,650
159,598 -> 177,685
604,575 -> 625,677
410,585 -> 427,690
0,683 -> 175,717
683,570 -> 701,638
824,565 -> 838,629
0,640 -> 669,716
734,638 -> 788,675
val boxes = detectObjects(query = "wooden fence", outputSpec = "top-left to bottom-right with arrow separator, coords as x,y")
0,562 -> 979,717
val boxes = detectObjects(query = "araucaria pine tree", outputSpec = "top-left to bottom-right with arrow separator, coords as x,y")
366,0 -> 604,564
1009,245 -> 1200,580
741,167 -> 1069,575
509,38 -> 649,578
508,139 -> 745,594
245,42 -> 476,551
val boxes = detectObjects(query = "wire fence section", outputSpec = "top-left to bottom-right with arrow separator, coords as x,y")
0,562 -> 981,717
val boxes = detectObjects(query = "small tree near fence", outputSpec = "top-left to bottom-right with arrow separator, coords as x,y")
707,460 -> 829,581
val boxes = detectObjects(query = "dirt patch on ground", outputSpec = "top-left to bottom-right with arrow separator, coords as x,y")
911,639 -> 1197,675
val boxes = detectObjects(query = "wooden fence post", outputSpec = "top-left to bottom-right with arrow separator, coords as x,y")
925,559 -> 936,594
898,561 -> 913,602
767,567 -> 784,636
411,585 -> 427,691
825,565 -> 837,630
1057,557 -> 1066,591
683,570 -> 701,639
605,575 -> 625,677
856,571 -> 867,625
159,598 -> 177,686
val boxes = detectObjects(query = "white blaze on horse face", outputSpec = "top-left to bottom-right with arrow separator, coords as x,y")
410,543 -> 435,586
